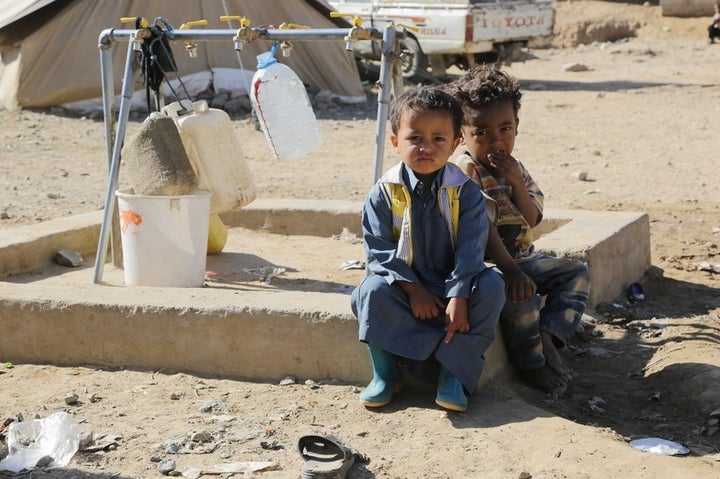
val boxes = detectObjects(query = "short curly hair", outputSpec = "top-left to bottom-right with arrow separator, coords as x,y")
389,87 -> 463,137
445,65 -> 522,123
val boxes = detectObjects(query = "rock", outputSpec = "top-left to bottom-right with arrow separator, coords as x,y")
563,62 -> 590,72
572,171 -> 589,181
35,455 -> 54,467
210,93 -> 230,109
279,375 -> 296,386
313,90 -> 335,110
230,88 -> 249,99
224,97 -> 252,116
190,430 -> 212,443
157,458 -> 176,474
64,393 -> 79,405
78,430 -> 94,449
55,250 -> 83,267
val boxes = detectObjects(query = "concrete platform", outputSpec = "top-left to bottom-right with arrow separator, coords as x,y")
0,199 -> 650,388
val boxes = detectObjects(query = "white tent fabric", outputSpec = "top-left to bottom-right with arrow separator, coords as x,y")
0,0 -> 366,109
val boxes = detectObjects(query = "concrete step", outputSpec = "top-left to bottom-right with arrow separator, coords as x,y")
0,199 -> 650,389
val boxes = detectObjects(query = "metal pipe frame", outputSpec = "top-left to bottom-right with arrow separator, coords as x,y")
93,25 -> 402,283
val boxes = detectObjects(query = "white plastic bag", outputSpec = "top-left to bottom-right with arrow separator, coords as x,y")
629,437 -> 689,456
0,412 -> 81,472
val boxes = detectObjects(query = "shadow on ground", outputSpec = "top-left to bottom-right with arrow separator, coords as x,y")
507,272 -> 720,455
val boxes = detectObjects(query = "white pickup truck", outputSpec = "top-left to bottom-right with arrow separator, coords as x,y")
328,0 -> 555,82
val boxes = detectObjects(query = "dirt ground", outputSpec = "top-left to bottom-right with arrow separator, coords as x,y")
1,1 -> 720,477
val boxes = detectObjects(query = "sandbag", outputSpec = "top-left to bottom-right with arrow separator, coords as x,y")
121,112 -> 198,196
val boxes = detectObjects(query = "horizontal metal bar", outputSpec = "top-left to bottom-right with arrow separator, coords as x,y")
100,27 -> 383,44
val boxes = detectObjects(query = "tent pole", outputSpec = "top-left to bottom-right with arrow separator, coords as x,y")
93,38 -> 137,284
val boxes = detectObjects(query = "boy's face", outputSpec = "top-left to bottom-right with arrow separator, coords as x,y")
390,108 -> 461,176
460,101 -> 519,167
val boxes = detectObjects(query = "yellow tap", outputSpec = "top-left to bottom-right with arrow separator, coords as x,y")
120,17 -> 151,51
180,19 -> 208,29
278,22 -> 311,30
394,22 -> 420,34
277,22 -> 311,57
121,16 -> 149,29
330,12 -> 374,51
221,15 -> 258,51
178,19 -> 207,58
330,12 -> 364,27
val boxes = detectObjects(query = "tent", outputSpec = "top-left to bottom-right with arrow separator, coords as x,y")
0,0 -> 366,110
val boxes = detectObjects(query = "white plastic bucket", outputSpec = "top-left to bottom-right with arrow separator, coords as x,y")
115,189 -> 211,287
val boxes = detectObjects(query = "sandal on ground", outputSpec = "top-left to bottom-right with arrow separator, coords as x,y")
298,434 -> 368,479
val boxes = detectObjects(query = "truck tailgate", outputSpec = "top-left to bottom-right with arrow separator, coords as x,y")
472,1 -> 554,42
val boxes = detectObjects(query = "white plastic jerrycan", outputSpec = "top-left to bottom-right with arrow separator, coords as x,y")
250,45 -> 322,161
163,99 -> 256,214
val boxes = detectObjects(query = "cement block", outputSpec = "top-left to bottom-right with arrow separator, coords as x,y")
0,211 -> 101,277
0,201 -> 651,387
534,209 -> 651,307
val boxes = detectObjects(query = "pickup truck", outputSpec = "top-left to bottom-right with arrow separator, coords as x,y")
328,0 -> 555,82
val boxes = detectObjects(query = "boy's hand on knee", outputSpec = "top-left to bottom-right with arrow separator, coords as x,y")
444,297 -> 469,343
400,282 -> 444,320
504,270 -> 537,303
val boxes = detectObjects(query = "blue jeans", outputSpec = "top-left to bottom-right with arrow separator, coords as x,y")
499,254 -> 589,370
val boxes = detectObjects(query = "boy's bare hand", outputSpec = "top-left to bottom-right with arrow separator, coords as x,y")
504,270 -> 537,303
444,297 -> 469,343
403,283 -> 445,319
488,151 -> 523,185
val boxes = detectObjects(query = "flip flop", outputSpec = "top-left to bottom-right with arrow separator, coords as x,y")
297,434 -> 368,479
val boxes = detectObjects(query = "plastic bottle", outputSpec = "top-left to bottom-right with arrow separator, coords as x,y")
162,99 -> 256,214
250,46 -> 322,161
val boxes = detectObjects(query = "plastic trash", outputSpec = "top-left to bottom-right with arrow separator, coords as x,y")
629,437 -> 689,456
627,282 -> 646,302
0,412 -> 81,472
250,43 -> 322,161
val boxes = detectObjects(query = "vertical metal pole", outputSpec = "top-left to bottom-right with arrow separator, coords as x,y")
99,43 -> 122,269
372,25 -> 398,185
93,39 -> 137,283
100,48 -> 115,174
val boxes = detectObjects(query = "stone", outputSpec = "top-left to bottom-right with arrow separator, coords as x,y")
157,458 -> 176,474
313,90 -> 335,110
55,249 -> 83,267
563,63 -> 590,72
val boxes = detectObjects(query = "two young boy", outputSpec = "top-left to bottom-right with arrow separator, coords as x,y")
351,65 -> 588,411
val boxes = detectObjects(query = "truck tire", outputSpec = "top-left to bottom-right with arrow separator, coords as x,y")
399,37 -> 428,84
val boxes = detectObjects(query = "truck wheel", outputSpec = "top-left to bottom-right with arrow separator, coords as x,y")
399,37 -> 428,84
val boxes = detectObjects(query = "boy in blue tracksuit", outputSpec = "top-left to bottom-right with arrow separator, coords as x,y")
351,87 -> 504,412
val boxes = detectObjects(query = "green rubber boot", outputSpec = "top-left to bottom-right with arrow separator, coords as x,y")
435,366 -> 468,412
359,344 -> 402,407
